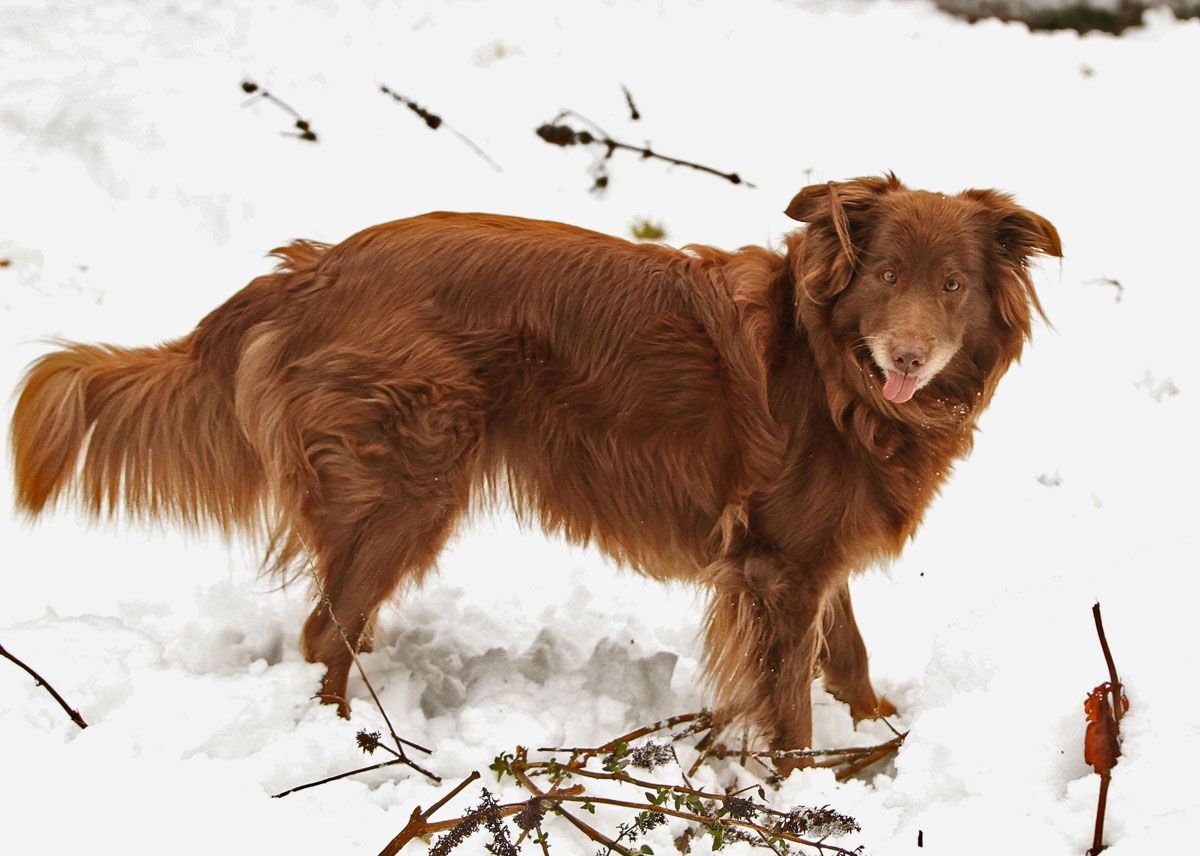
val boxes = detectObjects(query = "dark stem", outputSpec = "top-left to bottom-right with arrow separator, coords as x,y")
317,588 -> 438,777
240,81 -> 318,142
1089,602 -> 1123,855
621,84 -> 641,121
510,758 -> 634,855
538,710 -> 710,757
832,736 -> 905,782
604,137 -> 748,185
273,758 -> 407,798
377,771 -> 485,856
421,770 -> 483,820
0,641 -> 87,729
1092,602 -> 1123,723
537,112 -> 752,188
379,85 -> 502,172
1088,774 -> 1111,856
547,793 -> 863,856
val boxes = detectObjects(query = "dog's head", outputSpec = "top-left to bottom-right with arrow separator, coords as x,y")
785,174 -> 1061,408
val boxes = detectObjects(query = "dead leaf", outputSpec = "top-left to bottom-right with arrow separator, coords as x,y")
1084,683 -> 1126,776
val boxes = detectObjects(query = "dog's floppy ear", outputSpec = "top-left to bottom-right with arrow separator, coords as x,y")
962,188 -> 1062,262
962,188 -> 1061,333
784,173 -> 901,227
785,174 -> 902,302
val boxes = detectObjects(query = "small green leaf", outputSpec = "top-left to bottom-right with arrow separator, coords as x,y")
488,751 -> 515,781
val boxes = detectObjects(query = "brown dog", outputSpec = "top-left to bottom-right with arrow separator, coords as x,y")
11,174 -> 1059,758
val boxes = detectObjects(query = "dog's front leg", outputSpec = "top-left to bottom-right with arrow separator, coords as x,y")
703,554 -> 832,772
819,581 -> 896,722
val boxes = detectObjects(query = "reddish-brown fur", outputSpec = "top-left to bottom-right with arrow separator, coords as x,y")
10,175 -> 1060,758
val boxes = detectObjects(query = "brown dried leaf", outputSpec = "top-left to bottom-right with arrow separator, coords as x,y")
1084,683 -> 1124,776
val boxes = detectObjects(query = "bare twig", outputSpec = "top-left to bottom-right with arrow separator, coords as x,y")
831,735 -> 906,782
1089,774 -> 1113,856
380,85 -> 502,172
686,721 -> 719,778
538,710 -> 711,757
1092,603 -> 1123,725
0,641 -> 87,729
621,85 -> 641,121
416,786 -> 585,838
273,573 -> 440,798
1084,277 -> 1124,303
701,732 -> 907,782
320,592 -> 434,759
379,770 -> 482,856
536,110 -> 753,190
379,774 -> 586,856
1087,602 -> 1128,856
273,758 -> 408,799
240,80 -> 318,142
755,826 -> 788,856
510,752 -> 633,855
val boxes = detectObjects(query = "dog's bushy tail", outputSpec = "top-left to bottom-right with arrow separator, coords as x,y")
11,338 -> 265,534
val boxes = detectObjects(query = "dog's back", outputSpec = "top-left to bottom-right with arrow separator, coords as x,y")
227,214 -> 785,576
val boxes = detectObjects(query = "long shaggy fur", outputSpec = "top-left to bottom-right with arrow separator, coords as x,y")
10,175 -> 1060,759
12,341 -> 264,531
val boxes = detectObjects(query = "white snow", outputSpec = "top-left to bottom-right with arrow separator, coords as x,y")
2,1 -> 1198,854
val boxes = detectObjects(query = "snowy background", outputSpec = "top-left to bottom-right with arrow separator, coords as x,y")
2,1 -> 1197,854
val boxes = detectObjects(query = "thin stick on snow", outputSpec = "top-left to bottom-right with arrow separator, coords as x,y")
240,80 -> 318,142
379,85 -> 502,172
535,109 -> 753,189
1092,602 -> 1123,724
1087,602 -> 1128,856
0,640 -> 88,729
314,588 -> 441,781
273,758 -> 409,799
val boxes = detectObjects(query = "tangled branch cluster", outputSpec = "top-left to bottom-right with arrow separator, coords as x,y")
381,711 -> 879,856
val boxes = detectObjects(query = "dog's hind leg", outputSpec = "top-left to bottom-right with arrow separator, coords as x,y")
702,555 -> 829,768
250,346 -> 484,716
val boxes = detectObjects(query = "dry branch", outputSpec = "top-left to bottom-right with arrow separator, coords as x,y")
240,80 -> 318,142
382,711 -> 870,854
0,640 -> 87,728
536,109 -> 753,191
380,85 -> 502,172
1086,602 -> 1129,856
378,772 -> 587,856
273,757 -> 410,799
621,85 -> 641,121
538,710 -> 711,758
274,586 -> 439,798
379,771 -> 482,856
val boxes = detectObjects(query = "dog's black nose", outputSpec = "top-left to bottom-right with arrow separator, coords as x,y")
891,345 -> 926,373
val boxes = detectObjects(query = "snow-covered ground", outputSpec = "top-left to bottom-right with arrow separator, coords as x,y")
2,1 -> 1197,853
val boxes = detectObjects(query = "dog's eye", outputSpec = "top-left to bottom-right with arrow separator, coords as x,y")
944,279 -> 961,292
881,270 -> 897,284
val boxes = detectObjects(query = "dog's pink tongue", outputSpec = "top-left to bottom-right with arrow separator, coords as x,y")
883,372 -> 919,404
